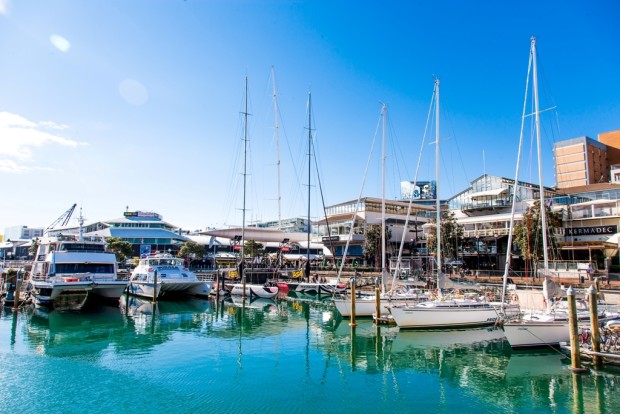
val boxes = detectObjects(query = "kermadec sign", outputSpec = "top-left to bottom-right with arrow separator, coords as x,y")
565,225 -> 617,236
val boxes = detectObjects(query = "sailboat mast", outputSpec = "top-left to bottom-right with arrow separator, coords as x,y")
241,77 -> 249,263
381,104 -> 387,284
434,78 -> 442,275
306,92 -> 312,282
531,36 -> 549,272
271,66 -> 282,230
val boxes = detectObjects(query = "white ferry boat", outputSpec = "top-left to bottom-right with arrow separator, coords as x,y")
128,253 -> 211,299
29,234 -> 127,310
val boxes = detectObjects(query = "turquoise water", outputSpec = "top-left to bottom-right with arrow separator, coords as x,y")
1,295 -> 619,414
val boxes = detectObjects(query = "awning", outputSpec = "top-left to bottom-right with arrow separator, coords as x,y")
469,188 -> 507,200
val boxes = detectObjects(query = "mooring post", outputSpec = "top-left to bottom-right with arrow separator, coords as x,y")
375,277 -> 381,323
567,286 -> 588,373
152,269 -> 158,304
587,285 -> 602,369
350,278 -> 357,327
242,268 -> 247,301
12,269 -> 21,312
215,270 -> 220,300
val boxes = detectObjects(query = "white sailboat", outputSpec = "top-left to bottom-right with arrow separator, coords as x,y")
502,37 -> 573,348
229,77 -> 279,300
332,104 -> 426,317
388,79 -> 502,329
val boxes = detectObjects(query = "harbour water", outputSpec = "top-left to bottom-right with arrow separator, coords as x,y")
1,295 -> 619,414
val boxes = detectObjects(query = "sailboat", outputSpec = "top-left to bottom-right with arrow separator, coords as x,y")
293,92 -> 347,295
332,104 -> 427,317
387,79 -> 502,329
229,77 -> 279,300
502,37 -> 577,347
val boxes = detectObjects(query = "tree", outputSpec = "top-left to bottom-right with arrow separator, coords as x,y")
363,224 -> 392,271
243,240 -> 264,258
514,200 -> 563,273
178,241 -> 206,261
106,237 -> 133,264
426,210 -> 464,261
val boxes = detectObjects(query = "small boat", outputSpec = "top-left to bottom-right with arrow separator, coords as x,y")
294,281 -> 347,295
229,283 -> 279,299
128,253 -> 210,299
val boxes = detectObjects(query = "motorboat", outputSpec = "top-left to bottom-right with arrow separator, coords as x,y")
28,233 -> 126,310
229,283 -> 279,299
128,253 -> 210,299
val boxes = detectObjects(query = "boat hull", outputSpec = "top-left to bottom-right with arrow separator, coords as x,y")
502,321 -> 570,348
230,284 -> 279,299
90,280 -> 129,300
333,296 -> 423,317
389,303 -> 500,329
127,281 -> 161,299
30,281 -> 92,311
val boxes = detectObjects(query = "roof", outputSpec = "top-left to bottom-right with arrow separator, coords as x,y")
202,227 -> 308,243
107,228 -> 189,240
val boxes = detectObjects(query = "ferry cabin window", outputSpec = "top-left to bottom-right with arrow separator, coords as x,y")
55,263 -> 114,274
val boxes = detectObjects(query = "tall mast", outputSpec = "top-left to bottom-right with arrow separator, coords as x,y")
241,77 -> 249,263
306,92 -> 312,282
381,104 -> 387,285
271,66 -> 282,230
532,36 -> 549,272
434,78 -> 442,275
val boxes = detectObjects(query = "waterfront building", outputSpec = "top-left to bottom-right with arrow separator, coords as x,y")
0,226 -> 43,260
315,197 -> 434,269
554,129 -> 620,189
56,210 -> 191,259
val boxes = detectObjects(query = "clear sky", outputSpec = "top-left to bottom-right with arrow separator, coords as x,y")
1,0 -> 619,234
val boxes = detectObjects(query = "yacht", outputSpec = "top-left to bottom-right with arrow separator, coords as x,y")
128,253 -> 210,299
29,234 -> 126,310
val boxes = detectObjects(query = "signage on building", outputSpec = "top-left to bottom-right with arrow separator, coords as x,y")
124,211 -> 162,219
140,244 -> 151,258
565,225 -> 617,236
400,180 -> 436,201
322,236 -> 340,242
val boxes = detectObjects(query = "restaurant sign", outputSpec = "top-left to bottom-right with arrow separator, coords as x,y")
565,225 -> 617,236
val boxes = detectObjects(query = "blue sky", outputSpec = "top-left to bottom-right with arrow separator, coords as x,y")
1,0 -> 619,233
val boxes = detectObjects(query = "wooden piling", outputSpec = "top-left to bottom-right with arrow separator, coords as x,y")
349,278 -> 357,327
567,287 -> 588,373
11,270 -> 21,312
375,278 -> 381,323
152,269 -> 158,303
587,285 -> 602,369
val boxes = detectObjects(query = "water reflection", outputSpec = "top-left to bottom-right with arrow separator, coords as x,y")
4,295 -> 620,413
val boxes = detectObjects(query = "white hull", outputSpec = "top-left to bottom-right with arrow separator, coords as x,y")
502,321 -> 570,348
389,301 -> 500,329
160,280 -> 205,294
30,280 -> 92,311
186,282 -> 213,297
230,284 -> 279,299
333,295 -> 423,317
128,281 -> 161,299
91,280 -> 129,300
